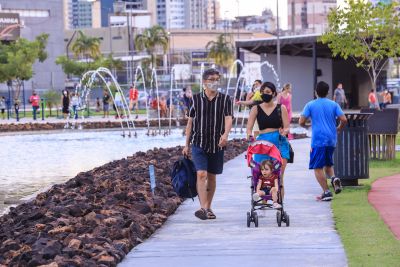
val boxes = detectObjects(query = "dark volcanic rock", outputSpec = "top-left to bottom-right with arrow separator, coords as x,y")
0,139 -> 247,266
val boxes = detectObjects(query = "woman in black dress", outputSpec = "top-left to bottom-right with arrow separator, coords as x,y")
61,89 -> 70,119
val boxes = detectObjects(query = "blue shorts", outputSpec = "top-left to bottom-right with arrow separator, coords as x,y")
309,146 -> 335,169
261,187 -> 271,195
253,131 -> 290,163
191,145 -> 224,174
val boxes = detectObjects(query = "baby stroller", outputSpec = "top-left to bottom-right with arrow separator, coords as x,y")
245,140 -> 290,227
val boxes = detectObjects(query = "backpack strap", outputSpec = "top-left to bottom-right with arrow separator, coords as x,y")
277,104 -> 283,128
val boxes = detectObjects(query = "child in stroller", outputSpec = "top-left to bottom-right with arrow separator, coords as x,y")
246,140 -> 290,227
252,159 -> 282,209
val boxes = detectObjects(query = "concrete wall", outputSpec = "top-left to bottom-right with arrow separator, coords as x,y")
0,0 -> 65,92
332,59 -> 371,108
258,54 -> 333,112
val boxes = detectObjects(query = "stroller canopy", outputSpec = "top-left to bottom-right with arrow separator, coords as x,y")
247,140 -> 283,167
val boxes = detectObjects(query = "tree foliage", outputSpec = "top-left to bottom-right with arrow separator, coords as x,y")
56,53 -> 124,77
0,34 -> 49,99
134,25 -> 169,68
42,89 -> 60,116
320,0 -> 400,90
206,33 -> 235,69
57,31 -> 123,78
71,30 -> 101,60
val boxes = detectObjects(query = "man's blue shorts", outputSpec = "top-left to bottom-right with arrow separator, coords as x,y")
191,145 -> 224,174
309,146 -> 335,169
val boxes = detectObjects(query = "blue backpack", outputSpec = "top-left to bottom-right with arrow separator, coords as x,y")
170,157 -> 197,199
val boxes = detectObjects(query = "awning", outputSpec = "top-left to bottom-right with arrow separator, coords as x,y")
236,33 -> 334,58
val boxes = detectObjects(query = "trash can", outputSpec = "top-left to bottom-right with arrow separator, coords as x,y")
334,113 -> 373,186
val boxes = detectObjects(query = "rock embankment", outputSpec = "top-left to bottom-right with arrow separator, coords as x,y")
0,140 -> 248,267
0,119 -> 187,133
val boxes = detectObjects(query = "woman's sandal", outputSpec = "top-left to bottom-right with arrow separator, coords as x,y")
194,208 -> 208,220
206,209 -> 216,219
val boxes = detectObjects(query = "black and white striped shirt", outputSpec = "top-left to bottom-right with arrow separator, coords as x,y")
189,92 -> 233,153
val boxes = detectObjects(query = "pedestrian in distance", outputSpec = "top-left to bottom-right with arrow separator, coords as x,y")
0,96 -> 6,119
182,68 -> 233,220
96,97 -> 101,112
70,92 -> 80,120
102,90 -> 110,118
129,86 -> 139,119
236,79 -> 263,138
29,90 -> 40,120
368,89 -> 378,109
299,81 -> 347,201
14,98 -> 20,122
61,89 -> 70,120
333,83 -> 348,109
277,83 -> 293,139
379,89 -> 392,109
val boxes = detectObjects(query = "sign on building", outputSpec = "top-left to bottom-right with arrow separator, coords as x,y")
0,13 -> 20,41
191,51 -> 214,74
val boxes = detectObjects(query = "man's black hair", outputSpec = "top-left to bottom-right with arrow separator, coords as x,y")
316,81 -> 329,97
202,68 -> 220,80
254,79 -> 262,84
182,87 -> 187,92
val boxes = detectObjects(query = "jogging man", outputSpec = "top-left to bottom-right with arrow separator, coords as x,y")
182,68 -> 233,220
299,81 -> 347,201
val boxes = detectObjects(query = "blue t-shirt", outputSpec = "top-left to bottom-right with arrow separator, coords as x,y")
301,98 -> 344,148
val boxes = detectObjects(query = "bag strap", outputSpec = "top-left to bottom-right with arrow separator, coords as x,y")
277,104 -> 283,128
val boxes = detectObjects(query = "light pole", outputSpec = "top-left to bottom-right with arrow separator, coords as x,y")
276,0 -> 281,80
236,0 -> 240,40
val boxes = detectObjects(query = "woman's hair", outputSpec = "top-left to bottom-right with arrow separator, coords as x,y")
260,160 -> 274,172
261,82 -> 277,97
283,83 -> 292,92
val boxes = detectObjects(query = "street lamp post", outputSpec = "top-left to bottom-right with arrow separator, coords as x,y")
236,0 -> 240,40
276,0 -> 281,80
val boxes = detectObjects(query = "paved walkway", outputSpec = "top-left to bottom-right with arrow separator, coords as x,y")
119,138 -> 347,267
368,174 -> 400,240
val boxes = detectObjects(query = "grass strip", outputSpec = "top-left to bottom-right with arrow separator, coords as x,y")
332,136 -> 400,266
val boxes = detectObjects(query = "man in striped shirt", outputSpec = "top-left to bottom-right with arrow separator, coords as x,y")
182,68 -> 233,220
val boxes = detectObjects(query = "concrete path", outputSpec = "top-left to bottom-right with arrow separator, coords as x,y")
119,138 -> 347,267
369,174 -> 400,240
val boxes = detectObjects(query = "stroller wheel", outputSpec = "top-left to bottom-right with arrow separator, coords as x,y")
247,212 -> 251,227
276,211 -> 282,227
284,213 -> 290,227
254,212 -> 259,228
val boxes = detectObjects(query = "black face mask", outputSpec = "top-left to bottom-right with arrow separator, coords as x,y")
261,93 -> 273,103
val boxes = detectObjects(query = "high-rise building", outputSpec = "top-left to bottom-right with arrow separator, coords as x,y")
156,0 -> 219,30
287,0 -> 337,35
64,0 -> 102,30
157,0 -> 187,29
189,0 -> 219,29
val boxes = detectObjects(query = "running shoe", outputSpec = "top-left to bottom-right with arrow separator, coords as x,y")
320,190 -> 333,201
331,177 -> 343,194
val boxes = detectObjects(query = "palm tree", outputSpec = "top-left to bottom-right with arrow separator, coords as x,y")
71,30 -> 101,60
206,33 -> 235,69
134,25 -> 169,68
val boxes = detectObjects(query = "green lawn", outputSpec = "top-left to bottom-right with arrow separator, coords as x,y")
332,136 -> 400,266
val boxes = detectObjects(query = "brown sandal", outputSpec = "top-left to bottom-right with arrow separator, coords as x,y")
194,208 -> 208,220
206,209 -> 216,219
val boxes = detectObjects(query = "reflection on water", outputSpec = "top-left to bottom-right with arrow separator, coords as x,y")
0,129 -> 246,214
